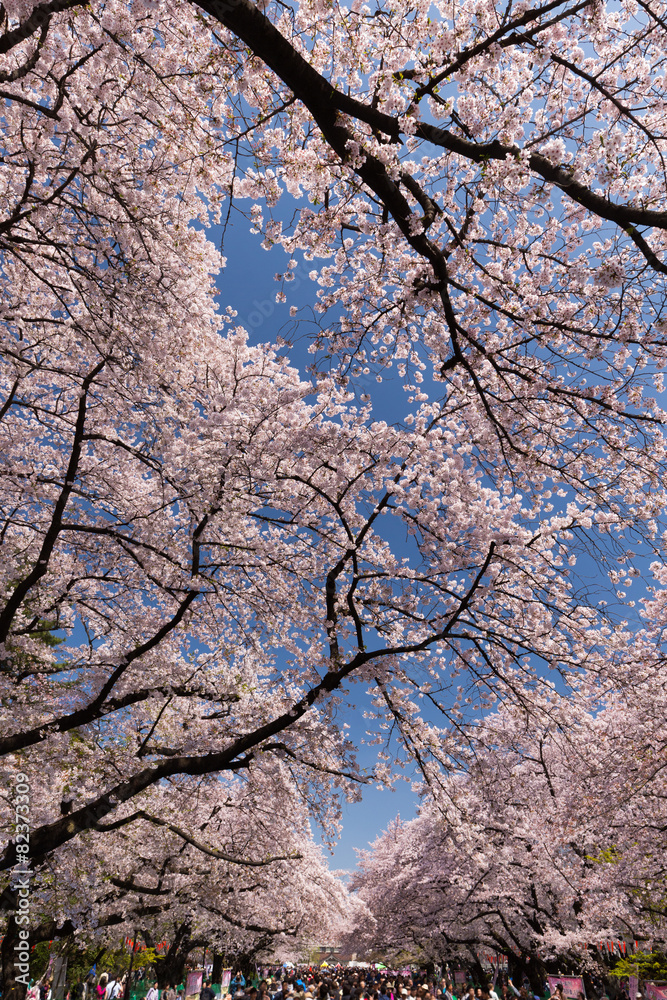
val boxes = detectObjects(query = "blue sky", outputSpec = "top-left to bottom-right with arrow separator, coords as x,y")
209,192 -> 659,874
325,779 -> 418,874
214,208 -> 423,872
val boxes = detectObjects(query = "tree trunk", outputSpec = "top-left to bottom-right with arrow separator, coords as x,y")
211,954 -> 223,985
527,960 -> 546,997
507,952 -> 534,992
233,955 -> 256,981
155,923 -> 195,990
466,950 -> 489,989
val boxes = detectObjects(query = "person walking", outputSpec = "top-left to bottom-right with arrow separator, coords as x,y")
231,976 -> 246,1000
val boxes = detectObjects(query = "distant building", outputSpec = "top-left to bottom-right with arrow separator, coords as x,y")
314,944 -> 356,965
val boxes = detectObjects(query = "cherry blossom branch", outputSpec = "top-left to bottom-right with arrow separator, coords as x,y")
0,591 -> 199,755
410,0 -> 588,98
0,19 -> 49,83
92,809 -> 303,866
197,0 -> 667,263
0,539 -> 499,870
261,741 -> 369,784
0,360 -> 105,645
0,0 -> 82,54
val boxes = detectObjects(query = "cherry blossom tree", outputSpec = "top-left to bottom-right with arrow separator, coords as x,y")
349,694 -> 667,985
7,764 -> 351,987
2,0 -> 667,992
2,290 -> 654,885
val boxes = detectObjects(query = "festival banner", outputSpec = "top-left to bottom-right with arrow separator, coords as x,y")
644,985 -> 667,1000
628,976 -> 638,1000
221,971 -> 233,995
51,957 -> 68,1000
454,973 -> 467,987
186,972 -> 203,999
547,976 -> 586,999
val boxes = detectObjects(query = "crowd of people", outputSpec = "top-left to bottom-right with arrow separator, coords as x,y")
27,961 -> 627,1000
28,971 -> 131,1000
230,965 -> 631,1000
222,968 -> 571,1000
223,965 -> 637,1000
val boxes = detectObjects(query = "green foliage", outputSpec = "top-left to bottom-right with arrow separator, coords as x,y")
30,619 -> 66,649
124,948 -> 165,972
587,846 -> 622,864
5,611 -> 66,681
29,940 -> 163,987
31,941 -> 54,981
609,950 -> 667,979
30,941 -> 106,985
